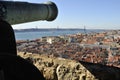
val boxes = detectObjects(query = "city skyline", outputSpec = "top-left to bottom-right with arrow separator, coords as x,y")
12,0 -> 120,29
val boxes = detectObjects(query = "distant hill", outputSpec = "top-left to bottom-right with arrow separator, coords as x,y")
14,28 -> 85,32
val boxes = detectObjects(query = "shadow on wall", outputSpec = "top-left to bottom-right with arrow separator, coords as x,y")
79,61 -> 120,80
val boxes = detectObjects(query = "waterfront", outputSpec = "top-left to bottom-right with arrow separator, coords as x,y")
14,29 -> 105,40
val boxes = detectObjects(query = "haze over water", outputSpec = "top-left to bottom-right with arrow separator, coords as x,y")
14,29 -> 105,40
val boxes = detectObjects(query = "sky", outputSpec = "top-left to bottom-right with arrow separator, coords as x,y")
11,0 -> 120,29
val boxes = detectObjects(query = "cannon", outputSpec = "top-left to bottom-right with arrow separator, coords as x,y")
0,0 -> 58,24
0,1 -> 58,80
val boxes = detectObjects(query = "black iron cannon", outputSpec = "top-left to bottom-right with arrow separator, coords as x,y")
0,1 -> 58,80
0,0 -> 58,24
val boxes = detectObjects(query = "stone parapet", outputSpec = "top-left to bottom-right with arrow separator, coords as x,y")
18,52 -> 120,80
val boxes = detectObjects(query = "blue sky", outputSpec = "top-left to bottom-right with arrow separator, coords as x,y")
12,0 -> 120,29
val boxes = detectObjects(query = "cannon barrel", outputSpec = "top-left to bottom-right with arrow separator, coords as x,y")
0,1 -> 58,24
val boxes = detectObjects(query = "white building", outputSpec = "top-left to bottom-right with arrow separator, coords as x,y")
46,36 -> 60,44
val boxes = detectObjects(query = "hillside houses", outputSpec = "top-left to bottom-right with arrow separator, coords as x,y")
17,30 -> 120,68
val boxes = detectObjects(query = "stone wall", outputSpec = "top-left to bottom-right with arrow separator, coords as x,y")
18,52 -> 120,80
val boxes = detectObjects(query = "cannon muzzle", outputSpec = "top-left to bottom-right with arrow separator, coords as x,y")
0,1 -> 58,24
